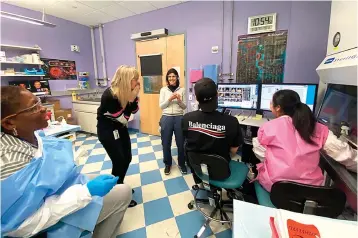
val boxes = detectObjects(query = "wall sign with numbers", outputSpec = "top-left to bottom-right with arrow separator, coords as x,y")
248,13 -> 277,34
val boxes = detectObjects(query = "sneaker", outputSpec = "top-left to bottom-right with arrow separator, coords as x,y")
164,165 -> 171,175
129,200 -> 137,208
179,166 -> 188,174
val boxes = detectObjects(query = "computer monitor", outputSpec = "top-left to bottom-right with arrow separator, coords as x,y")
9,80 -> 51,96
29,80 -> 51,96
317,84 -> 357,145
8,80 -> 32,91
260,83 -> 318,111
218,83 -> 259,109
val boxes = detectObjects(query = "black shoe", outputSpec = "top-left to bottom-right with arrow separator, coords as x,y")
179,166 -> 187,174
164,165 -> 171,175
129,200 -> 137,208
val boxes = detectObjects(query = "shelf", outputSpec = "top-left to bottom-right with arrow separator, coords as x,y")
0,74 -> 45,77
1,61 -> 43,65
0,44 -> 42,51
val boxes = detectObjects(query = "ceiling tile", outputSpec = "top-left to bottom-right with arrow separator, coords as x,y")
149,1 -> 181,9
45,0 -> 94,19
2,0 -> 58,12
69,9 -> 117,26
77,0 -> 116,10
100,3 -> 135,20
118,1 -> 157,14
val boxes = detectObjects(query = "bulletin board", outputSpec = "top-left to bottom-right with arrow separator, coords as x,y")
236,30 -> 288,83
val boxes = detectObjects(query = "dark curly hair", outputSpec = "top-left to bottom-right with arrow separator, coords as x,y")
1,86 -> 27,119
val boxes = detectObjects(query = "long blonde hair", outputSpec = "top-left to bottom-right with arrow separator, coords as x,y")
111,65 -> 139,107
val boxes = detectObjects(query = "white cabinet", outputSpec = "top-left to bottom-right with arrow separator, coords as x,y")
75,111 -> 97,134
73,102 -> 99,134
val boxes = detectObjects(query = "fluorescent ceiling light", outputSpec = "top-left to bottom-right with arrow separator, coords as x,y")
0,11 -> 56,28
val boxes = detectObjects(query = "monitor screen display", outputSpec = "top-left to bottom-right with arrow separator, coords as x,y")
29,80 -> 51,96
218,84 -> 259,109
260,84 -> 317,111
9,80 -> 51,96
8,80 -> 32,91
318,84 -> 357,145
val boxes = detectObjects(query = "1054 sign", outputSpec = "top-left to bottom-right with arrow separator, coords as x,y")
248,13 -> 277,34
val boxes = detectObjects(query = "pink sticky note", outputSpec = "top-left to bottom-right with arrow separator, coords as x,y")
190,69 -> 203,83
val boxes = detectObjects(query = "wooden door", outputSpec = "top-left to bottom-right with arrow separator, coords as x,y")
136,34 -> 185,136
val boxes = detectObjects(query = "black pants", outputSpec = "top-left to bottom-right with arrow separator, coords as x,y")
98,126 -> 132,184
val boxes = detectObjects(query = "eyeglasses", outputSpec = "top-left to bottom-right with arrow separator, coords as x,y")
1,98 -> 43,121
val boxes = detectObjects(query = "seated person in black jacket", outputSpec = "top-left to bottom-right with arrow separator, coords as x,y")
182,78 -> 243,183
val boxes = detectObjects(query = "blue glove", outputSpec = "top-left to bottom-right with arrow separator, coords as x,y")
86,175 -> 119,197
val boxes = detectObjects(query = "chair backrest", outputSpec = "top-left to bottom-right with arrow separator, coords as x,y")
270,181 -> 346,218
187,151 -> 231,181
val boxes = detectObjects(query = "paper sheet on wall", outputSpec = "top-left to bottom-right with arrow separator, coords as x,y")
190,69 -> 203,83
203,64 -> 219,84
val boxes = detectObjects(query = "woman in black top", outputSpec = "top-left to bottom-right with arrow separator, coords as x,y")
97,65 -> 140,207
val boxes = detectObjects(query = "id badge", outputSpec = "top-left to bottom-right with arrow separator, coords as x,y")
113,130 -> 120,140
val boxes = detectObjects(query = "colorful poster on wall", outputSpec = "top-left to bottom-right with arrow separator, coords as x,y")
143,76 -> 162,94
236,30 -> 288,83
41,58 -> 77,80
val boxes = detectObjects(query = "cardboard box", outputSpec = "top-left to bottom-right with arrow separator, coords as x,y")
54,109 -> 72,121
46,99 -> 61,111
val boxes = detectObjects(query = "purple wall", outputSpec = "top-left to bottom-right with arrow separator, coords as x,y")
0,3 -> 95,109
98,1 -> 331,129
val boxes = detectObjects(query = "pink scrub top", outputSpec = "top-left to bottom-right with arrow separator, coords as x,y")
256,116 -> 329,192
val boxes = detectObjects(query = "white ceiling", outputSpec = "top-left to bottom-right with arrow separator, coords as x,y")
1,0 -> 187,26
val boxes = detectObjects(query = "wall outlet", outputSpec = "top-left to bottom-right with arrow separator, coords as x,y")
71,45 -> 80,52
189,94 -> 193,101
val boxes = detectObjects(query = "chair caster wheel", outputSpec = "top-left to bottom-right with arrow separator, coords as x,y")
192,185 -> 199,190
188,201 -> 194,210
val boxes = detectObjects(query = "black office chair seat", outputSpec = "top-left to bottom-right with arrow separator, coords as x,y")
270,181 -> 347,218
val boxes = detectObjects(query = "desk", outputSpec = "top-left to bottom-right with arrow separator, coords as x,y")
233,200 -> 358,238
235,115 -> 269,128
320,152 -> 357,212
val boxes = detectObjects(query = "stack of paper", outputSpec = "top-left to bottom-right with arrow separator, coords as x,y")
270,209 -> 358,238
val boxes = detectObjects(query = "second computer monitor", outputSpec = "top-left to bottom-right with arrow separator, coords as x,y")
218,84 -> 259,109
260,84 -> 318,111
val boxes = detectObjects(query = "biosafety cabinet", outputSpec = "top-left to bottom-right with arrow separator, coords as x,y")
316,0 -> 358,110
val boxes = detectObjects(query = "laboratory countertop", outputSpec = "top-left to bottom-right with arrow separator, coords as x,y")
320,151 -> 357,196
72,99 -> 101,105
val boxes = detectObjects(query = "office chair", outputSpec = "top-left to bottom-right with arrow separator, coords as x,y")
255,181 -> 347,218
187,152 -> 249,238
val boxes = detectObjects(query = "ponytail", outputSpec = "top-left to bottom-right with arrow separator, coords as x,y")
272,90 -> 317,145
292,102 -> 316,144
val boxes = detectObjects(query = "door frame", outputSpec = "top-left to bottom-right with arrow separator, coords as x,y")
134,32 -> 187,134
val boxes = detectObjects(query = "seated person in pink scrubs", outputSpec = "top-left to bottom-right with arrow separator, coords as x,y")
253,89 -> 357,192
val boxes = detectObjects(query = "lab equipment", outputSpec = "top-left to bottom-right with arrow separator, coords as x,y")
218,83 -> 259,109
87,175 -> 119,197
260,83 -> 318,111
317,84 -> 357,145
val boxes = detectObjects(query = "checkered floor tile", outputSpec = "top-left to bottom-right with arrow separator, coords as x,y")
75,132 -> 232,238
